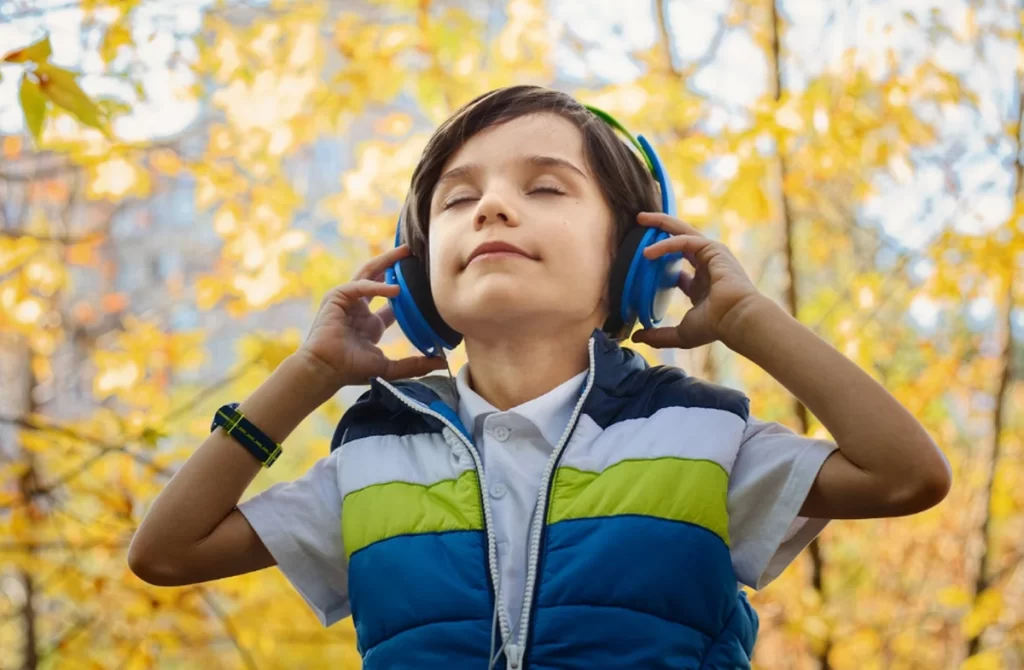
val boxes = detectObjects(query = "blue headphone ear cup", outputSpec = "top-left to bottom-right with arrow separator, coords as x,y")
386,255 -> 462,357
609,227 -> 684,337
602,226 -> 648,340
630,229 -> 683,328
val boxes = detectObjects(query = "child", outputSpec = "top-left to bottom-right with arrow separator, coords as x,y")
129,85 -> 951,669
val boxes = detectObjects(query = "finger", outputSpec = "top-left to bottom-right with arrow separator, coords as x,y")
630,326 -> 682,349
678,270 -> 694,295
637,212 -> 706,237
380,354 -> 450,381
354,244 -> 413,281
643,234 -> 715,260
330,279 -> 401,305
375,303 -> 395,329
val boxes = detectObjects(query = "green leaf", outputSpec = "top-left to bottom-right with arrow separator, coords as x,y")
18,74 -> 47,144
36,64 -> 108,135
3,35 -> 52,64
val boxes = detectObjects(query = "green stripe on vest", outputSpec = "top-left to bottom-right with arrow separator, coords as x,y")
547,457 -> 730,544
342,470 -> 484,559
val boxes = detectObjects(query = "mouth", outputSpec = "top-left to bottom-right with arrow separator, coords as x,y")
465,241 -> 538,267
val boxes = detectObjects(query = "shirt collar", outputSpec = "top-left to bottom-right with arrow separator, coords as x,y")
455,364 -> 588,448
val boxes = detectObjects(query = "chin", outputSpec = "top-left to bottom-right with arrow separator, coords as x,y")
446,302 -> 604,345
451,293 -> 537,325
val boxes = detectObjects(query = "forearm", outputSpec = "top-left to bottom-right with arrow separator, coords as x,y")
723,297 -> 950,493
130,353 -> 339,566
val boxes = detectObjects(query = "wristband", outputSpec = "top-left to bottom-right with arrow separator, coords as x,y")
210,403 -> 282,468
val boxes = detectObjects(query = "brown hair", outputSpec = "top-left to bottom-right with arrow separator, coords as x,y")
400,85 -> 661,268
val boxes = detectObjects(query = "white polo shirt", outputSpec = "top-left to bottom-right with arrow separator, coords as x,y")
239,364 -> 836,630
454,364 -> 590,635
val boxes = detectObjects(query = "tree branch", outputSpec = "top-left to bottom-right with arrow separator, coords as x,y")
38,614 -> 95,661
198,588 -> 259,670
767,2 -> 831,667
0,414 -> 170,495
965,2 -> 1023,659
654,0 -> 680,76
0,537 -> 133,553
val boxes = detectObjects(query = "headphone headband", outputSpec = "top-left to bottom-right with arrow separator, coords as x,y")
584,104 -> 675,217
583,104 -> 655,173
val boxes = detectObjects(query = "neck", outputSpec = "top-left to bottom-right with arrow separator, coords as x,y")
462,324 -> 594,411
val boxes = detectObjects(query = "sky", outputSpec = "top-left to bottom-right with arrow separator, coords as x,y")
0,0 -> 1019,331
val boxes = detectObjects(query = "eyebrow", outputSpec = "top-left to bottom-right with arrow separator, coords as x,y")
436,154 -> 589,188
523,155 -> 589,180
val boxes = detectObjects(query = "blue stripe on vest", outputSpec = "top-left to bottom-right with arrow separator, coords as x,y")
537,515 -> 738,635
362,619 -> 495,670
528,515 -> 755,667
348,530 -> 493,656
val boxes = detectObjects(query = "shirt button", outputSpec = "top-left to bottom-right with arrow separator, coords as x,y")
493,426 -> 511,442
490,482 -> 507,499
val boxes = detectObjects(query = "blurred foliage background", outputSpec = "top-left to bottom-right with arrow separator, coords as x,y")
0,0 -> 1021,668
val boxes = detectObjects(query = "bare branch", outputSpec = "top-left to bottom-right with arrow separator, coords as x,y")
39,615 -> 95,660
0,537 -> 133,553
0,163 -> 81,184
198,588 -> 259,670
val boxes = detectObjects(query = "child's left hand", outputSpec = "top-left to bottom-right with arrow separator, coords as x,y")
629,212 -> 764,350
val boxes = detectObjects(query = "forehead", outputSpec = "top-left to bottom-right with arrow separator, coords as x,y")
442,112 -> 586,171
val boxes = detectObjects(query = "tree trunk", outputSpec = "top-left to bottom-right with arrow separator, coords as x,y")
766,2 -> 829,667
965,89 -> 1022,660
0,334 -> 38,670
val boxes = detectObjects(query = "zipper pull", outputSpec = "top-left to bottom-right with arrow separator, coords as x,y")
506,643 -> 522,669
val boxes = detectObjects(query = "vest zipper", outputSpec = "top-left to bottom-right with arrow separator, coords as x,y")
512,336 -> 598,666
374,379 -> 514,658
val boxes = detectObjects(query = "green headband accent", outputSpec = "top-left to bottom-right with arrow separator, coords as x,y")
584,104 -> 655,173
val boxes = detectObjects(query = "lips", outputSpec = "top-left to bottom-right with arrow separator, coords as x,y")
466,241 -> 538,266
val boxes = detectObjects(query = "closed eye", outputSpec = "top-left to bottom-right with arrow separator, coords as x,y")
528,186 -> 565,196
442,195 -> 478,210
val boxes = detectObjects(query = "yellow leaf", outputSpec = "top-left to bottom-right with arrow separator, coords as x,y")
961,650 -> 1005,670
18,74 -> 46,143
36,64 -> 107,134
3,35 -> 52,63
100,21 -> 133,63
938,585 -> 970,608
195,276 -> 225,311
962,589 -> 1003,639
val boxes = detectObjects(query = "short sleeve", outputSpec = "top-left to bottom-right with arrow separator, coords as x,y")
238,448 -> 350,626
728,416 -> 837,590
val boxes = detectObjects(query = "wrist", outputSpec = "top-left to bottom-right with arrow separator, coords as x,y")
284,351 -> 346,403
235,353 -> 341,446
718,294 -> 789,354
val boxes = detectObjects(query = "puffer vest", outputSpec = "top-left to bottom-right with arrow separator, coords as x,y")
331,330 -> 759,669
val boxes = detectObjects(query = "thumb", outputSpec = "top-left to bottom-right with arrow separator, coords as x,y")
380,354 -> 449,381
675,306 -> 716,349
630,326 -> 681,349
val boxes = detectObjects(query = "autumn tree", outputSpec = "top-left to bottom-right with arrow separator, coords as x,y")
2,1 -> 1021,669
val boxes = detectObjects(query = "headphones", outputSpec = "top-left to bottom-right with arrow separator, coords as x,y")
384,104 -> 684,358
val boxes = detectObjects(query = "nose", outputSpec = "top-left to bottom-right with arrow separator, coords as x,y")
473,190 -> 518,230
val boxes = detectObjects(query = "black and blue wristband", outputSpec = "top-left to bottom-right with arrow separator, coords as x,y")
210,402 -> 282,468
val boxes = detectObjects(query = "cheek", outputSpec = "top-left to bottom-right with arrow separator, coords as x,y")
426,228 -> 458,301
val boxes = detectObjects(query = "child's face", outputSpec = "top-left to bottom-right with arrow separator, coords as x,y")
427,113 -> 615,340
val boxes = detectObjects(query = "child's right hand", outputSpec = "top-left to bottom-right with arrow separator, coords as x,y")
299,244 -> 449,389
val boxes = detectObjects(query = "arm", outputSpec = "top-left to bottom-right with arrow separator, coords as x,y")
632,211 -> 952,521
128,245 -> 446,587
723,297 -> 951,519
127,352 -> 338,586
